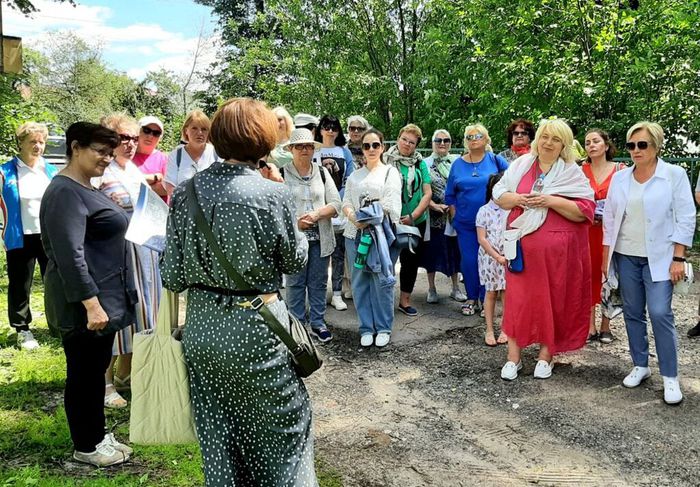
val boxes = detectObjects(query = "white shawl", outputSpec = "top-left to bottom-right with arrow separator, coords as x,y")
493,154 -> 594,240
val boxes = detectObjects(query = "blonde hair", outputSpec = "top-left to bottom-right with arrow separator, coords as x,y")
531,118 -> 576,164
16,122 -> 48,143
463,123 -> 493,152
399,123 -> 423,144
273,106 -> 294,140
100,112 -> 138,134
627,121 -> 664,154
181,109 -> 211,143
210,98 -> 278,162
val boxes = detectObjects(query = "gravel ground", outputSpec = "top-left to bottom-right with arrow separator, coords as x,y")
306,272 -> 700,486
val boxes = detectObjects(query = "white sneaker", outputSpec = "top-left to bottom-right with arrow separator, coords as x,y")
662,376 -> 683,405
622,366 -> 651,388
360,334 -> 374,347
426,289 -> 439,304
533,360 -> 553,379
104,433 -> 133,455
501,361 -> 522,381
73,438 -> 129,467
331,295 -> 348,311
17,330 -> 40,351
343,290 -> 353,299
375,332 -> 391,347
449,289 -> 468,302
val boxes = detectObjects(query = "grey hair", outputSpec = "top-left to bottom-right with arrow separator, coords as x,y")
346,115 -> 370,131
432,129 -> 451,140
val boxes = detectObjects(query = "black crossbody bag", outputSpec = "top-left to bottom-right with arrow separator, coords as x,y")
185,177 -> 322,378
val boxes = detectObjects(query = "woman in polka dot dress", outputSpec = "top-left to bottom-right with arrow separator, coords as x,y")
161,98 -> 317,486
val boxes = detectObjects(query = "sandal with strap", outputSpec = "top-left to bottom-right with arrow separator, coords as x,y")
484,331 -> 497,347
461,302 -> 476,316
496,332 -> 508,345
104,384 -> 127,409
113,374 -> 131,392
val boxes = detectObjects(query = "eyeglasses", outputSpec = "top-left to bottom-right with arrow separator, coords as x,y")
321,124 -> 339,132
362,142 -> 382,150
625,141 -> 651,151
141,126 -> 162,137
89,145 -> 114,159
466,133 -> 485,141
433,137 -> 451,144
296,124 -> 316,131
119,134 -> 139,144
399,136 -> 417,146
292,144 -> 315,151
349,126 -> 366,132
513,131 -> 529,137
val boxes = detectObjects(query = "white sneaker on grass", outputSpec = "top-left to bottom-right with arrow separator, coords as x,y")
73,438 -> 129,467
17,330 -> 40,351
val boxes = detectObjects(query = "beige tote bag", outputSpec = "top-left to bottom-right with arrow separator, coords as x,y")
129,290 -> 197,444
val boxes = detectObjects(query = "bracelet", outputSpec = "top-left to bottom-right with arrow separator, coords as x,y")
672,256 -> 686,262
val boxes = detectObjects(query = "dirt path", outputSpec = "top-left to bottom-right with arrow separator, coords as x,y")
307,273 -> 700,486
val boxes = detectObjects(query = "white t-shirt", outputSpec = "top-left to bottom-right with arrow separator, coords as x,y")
16,158 -> 51,234
615,177 -> 648,257
313,146 -> 346,189
165,144 -> 218,187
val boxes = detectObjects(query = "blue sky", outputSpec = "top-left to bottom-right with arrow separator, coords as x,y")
4,0 -> 219,80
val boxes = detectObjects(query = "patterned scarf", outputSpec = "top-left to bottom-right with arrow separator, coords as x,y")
432,154 -> 453,179
384,145 -> 424,201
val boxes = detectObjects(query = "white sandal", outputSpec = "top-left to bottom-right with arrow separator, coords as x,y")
104,384 -> 127,409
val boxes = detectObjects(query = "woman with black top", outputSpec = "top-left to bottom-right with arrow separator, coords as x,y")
40,122 -> 136,467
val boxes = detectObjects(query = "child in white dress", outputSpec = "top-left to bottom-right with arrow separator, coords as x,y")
476,173 -> 508,346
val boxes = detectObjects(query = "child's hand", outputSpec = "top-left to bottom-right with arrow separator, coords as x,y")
496,255 -> 507,266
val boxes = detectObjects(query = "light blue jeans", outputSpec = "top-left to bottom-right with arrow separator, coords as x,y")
614,253 -> 678,377
345,237 -> 399,336
285,241 -> 329,328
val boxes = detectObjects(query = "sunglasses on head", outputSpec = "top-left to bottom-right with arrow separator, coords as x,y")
433,137 -> 451,144
349,126 -> 366,132
119,133 -> 139,144
141,126 -> 162,137
625,141 -> 651,151
513,130 -> 529,137
362,142 -> 382,150
466,133 -> 485,141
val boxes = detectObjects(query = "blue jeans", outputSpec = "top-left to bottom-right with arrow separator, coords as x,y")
456,225 -> 485,302
345,237 -> 399,336
614,253 -> 678,377
285,241 -> 329,328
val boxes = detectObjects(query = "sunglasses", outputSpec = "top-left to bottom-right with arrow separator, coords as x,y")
349,126 -> 366,132
362,142 -> 382,150
513,130 -> 529,137
292,144 -> 315,151
321,124 -> 339,132
466,134 -> 485,141
89,145 -> 114,159
141,126 -> 162,137
433,137 -> 451,144
625,141 -> 651,151
119,133 -> 139,144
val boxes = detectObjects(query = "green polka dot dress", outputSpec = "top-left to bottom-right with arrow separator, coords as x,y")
161,162 -> 317,486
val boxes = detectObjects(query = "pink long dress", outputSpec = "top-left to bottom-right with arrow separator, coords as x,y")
502,164 -> 595,354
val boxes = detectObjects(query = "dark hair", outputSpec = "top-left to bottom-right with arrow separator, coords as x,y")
485,172 -> 503,204
585,128 -> 617,162
362,128 -> 385,144
65,122 -> 120,159
209,98 -> 278,162
315,115 -> 347,146
506,118 -> 535,145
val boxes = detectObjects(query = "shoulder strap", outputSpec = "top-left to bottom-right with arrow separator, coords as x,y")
185,177 -> 250,291
176,147 -> 183,169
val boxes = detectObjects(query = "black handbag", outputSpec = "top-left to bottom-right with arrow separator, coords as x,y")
185,178 -> 323,378
393,223 -> 422,253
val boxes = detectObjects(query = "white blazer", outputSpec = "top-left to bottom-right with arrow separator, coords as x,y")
603,158 -> 696,282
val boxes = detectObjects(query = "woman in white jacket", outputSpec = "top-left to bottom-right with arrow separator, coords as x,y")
602,121 -> 695,405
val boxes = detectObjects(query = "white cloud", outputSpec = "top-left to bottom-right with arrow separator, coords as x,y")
4,0 -> 219,83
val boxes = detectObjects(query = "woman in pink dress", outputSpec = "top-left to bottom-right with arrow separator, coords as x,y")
493,118 -> 595,381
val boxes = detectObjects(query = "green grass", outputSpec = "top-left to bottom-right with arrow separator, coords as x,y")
0,252 -> 343,486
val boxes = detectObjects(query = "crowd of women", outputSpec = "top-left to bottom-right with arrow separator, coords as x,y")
1,99 -> 697,485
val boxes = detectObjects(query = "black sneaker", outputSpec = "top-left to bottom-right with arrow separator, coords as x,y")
688,322 -> 700,338
599,331 -> 614,344
310,325 -> 332,343
587,332 -> 600,343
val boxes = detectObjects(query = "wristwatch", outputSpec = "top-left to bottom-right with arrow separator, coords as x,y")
673,256 -> 686,262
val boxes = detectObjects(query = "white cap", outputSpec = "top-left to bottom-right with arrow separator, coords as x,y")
138,116 -> 164,131
293,113 -> 319,127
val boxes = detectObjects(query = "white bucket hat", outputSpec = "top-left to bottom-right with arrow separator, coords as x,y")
283,128 -> 321,152
293,113 -> 319,128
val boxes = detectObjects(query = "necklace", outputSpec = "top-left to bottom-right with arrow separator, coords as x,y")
466,153 -> 484,177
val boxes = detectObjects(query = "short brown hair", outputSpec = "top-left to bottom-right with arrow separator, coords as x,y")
506,118 -> 535,145
398,123 -> 423,144
181,109 -> 211,142
209,98 -> 278,162
100,112 -> 138,134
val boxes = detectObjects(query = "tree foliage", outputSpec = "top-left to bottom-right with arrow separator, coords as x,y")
197,0 -> 700,153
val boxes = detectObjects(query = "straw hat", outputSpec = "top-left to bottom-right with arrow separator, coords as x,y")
282,128 -> 322,152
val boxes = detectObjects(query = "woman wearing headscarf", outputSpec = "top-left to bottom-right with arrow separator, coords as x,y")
420,129 -> 465,303
494,118 -> 595,381
383,123 -> 432,317
93,113 -> 163,409
161,98 -> 316,485
498,118 -> 536,163
1,122 -> 59,348
445,124 -> 508,316
603,121 -> 695,405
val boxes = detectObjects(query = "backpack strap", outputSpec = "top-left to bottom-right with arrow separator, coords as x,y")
176,147 -> 183,169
